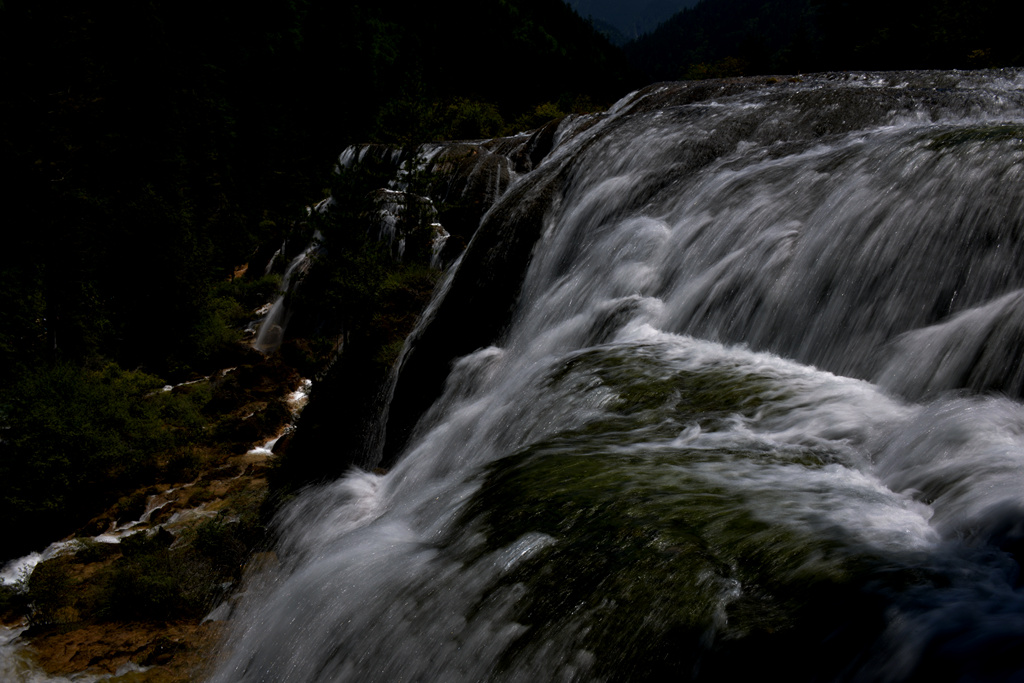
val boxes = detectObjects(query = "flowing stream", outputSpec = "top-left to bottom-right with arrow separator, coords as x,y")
210,71 -> 1024,682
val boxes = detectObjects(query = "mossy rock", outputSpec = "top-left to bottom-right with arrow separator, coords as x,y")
927,124 -> 1024,150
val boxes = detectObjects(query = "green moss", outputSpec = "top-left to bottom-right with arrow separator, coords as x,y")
437,345 -> 911,678
187,486 -> 216,506
546,344 -> 786,438
454,436 -> 891,679
927,124 -> 1024,150
70,538 -> 117,564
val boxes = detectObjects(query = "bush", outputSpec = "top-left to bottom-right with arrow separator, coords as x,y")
187,486 -> 216,506
220,273 -> 283,312
0,581 -> 28,621
26,558 -> 78,627
155,382 -> 212,445
438,98 -> 506,140
163,448 -> 204,483
114,491 -> 150,526
0,361 -> 212,561
97,529 -> 199,621
683,56 -> 748,80
190,296 -> 246,364
511,101 -> 566,133
71,538 -> 117,564
96,521 -> 258,621
105,551 -> 186,620
190,516 -> 251,577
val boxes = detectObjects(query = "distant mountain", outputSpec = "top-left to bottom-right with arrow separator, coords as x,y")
624,0 -> 819,79
566,0 -> 701,44
624,0 -> 1024,81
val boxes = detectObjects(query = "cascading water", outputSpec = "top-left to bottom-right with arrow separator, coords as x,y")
209,71 -> 1024,682
252,231 -> 322,354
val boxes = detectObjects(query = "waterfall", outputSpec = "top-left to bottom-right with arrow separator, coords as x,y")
251,231 -> 322,355
210,71 -> 1024,682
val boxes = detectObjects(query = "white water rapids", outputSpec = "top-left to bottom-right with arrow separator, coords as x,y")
210,71 -> 1024,682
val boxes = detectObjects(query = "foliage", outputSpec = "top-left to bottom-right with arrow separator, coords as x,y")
288,156 -> 437,350
218,273 -> 283,314
157,384 -> 213,447
95,514 -> 262,621
440,99 -> 508,140
163,448 -> 206,484
190,296 -> 247,365
14,494 -> 266,627
0,363 -> 211,560
98,530 -> 186,620
0,580 -> 29,622
512,102 -> 568,132
26,558 -> 79,628
189,514 -> 257,577
70,538 -> 117,564
683,56 -> 749,80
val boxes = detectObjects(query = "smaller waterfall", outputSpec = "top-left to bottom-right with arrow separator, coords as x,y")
253,135 -> 528,355
251,231 -> 322,355
262,240 -> 285,277
430,223 -> 450,269
369,189 -> 447,262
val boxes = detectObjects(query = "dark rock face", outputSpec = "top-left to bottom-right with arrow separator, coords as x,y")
380,161 -> 567,467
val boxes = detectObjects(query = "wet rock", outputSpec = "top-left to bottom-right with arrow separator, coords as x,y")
381,159 -> 569,467
26,621 -> 221,681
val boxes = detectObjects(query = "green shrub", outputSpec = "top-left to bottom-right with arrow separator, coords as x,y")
190,296 -> 246,363
95,523 -> 255,621
96,530 -> 188,620
26,558 -> 78,627
682,56 -> 748,80
0,580 -> 28,621
438,98 -> 506,140
188,486 -> 216,506
154,382 -> 212,445
119,528 -> 174,559
71,538 -> 116,564
105,551 -> 183,620
114,491 -> 150,525
164,448 -> 204,483
511,101 -> 566,132
0,360 -> 223,560
0,362 -> 175,558
219,273 -> 283,312
190,516 -> 250,577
